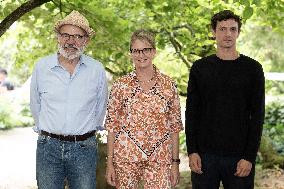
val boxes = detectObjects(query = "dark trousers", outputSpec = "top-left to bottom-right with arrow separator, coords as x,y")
191,154 -> 255,189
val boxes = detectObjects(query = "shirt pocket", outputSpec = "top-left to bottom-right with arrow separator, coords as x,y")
38,82 -> 51,101
38,78 -> 66,105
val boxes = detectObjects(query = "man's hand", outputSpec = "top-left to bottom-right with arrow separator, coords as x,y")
170,163 -> 180,187
105,162 -> 116,186
188,153 -> 203,174
234,159 -> 252,177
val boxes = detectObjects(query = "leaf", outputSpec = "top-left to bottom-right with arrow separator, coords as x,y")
252,0 -> 261,6
144,0 -> 153,9
239,0 -> 250,7
243,6 -> 253,20
115,52 -> 123,59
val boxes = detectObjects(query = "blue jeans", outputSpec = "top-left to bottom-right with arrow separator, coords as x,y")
191,153 -> 255,189
36,135 -> 97,189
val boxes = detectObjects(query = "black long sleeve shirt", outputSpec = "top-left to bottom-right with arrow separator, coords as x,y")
185,54 -> 265,163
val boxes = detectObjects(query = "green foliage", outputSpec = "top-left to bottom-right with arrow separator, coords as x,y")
265,80 -> 284,96
179,131 -> 187,154
0,94 -> 34,129
264,101 -> 284,155
253,0 -> 284,34
265,101 -> 284,127
243,6 -> 253,20
238,23 -> 284,72
155,48 -> 189,95
0,0 -> 284,95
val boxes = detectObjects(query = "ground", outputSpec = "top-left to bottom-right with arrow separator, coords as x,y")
0,127 -> 283,189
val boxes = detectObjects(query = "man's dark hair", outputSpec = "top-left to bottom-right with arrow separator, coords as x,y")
211,10 -> 242,32
0,68 -> 8,76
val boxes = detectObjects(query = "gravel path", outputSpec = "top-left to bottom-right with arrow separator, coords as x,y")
0,127 -> 37,189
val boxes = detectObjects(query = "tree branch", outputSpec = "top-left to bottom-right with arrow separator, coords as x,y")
172,24 -> 195,36
167,31 -> 191,68
104,66 -> 117,75
0,0 -> 51,38
154,27 -> 193,69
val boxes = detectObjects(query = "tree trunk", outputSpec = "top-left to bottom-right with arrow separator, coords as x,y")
0,0 -> 51,38
96,143 -> 115,189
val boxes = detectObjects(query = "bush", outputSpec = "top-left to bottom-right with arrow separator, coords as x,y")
0,93 -> 34,129
265,101 -> 284,126
264,100 -> 284,155
265,80 -> 284,96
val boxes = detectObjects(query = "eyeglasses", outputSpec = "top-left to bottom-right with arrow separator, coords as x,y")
130,48 -> 154,57
58,33 -> 87,42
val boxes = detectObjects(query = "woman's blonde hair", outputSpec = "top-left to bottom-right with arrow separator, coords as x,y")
130,29 -> 156,49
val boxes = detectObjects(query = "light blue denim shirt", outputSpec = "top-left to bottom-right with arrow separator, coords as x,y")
30,53 -> 108,135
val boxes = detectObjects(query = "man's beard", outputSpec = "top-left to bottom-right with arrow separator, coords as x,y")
58,44 -> 85,60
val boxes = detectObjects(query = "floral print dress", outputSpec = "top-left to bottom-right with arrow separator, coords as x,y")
105,67 -> 183,165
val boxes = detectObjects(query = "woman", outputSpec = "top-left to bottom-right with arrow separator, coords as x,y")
105,29 -> 183,189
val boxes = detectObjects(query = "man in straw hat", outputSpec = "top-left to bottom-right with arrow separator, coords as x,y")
30,10 -> 108,189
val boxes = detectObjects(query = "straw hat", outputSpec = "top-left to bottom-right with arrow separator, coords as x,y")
54,10 -> 95,37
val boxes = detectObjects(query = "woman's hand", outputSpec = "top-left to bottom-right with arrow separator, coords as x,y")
170,163 -> 180,187
105,161 -> 116,186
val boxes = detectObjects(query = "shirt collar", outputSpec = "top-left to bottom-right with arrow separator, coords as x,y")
49,53 -> 86,69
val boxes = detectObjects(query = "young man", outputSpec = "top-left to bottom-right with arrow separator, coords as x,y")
185,10 -> 265,189
30,11 -> 108,189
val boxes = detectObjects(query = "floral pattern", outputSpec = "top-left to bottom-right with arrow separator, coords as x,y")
114,161 -> 171,189
105,67 -> 183,164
